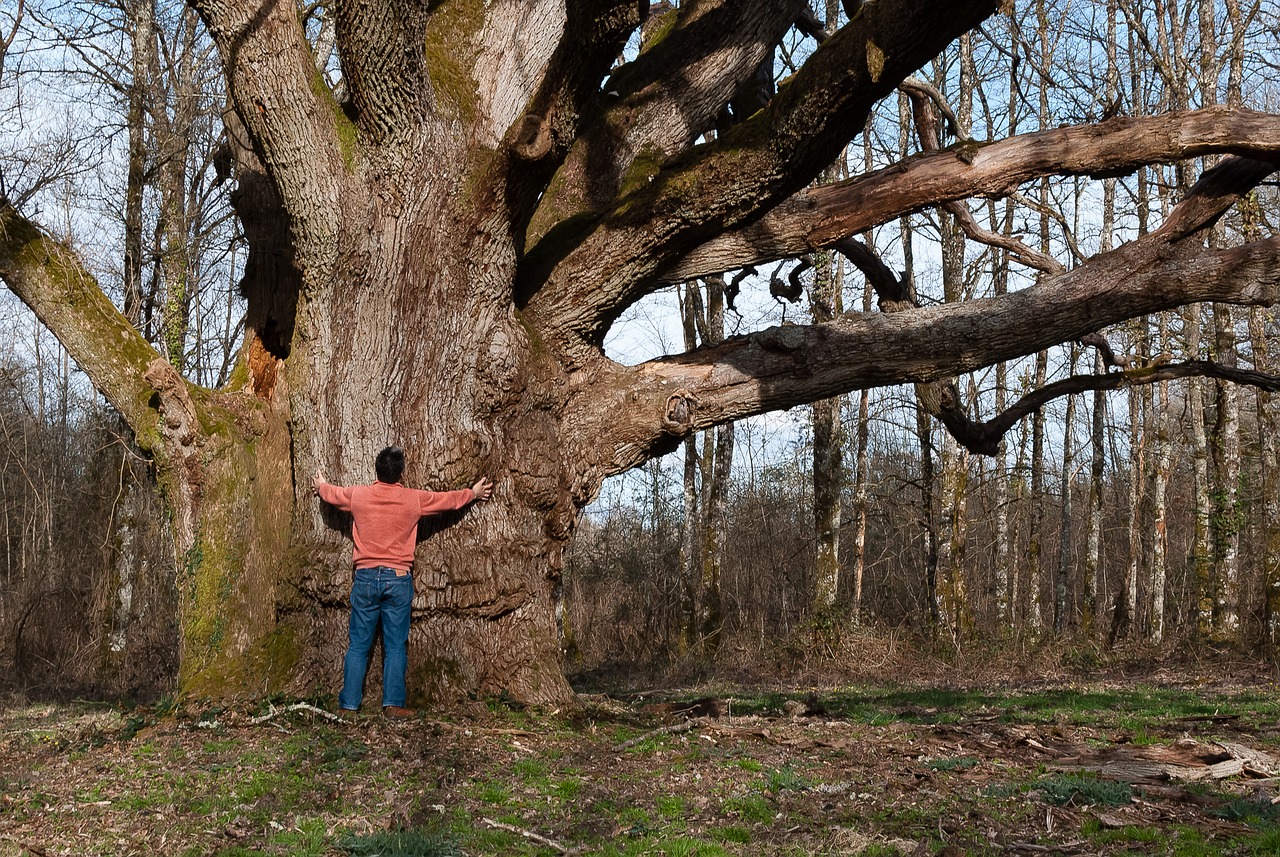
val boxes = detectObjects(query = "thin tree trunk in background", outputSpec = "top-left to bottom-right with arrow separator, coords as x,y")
1055,345 -> 1077,634
929,35 -> 975,640
1211,303 -> 1241,635
851,382 -> 869,621
1184,303 -> 1213,633
123,0 -> 154,328
810,247 -> 844,614
699,276 -> 732,655
991,213 -> 1011,628
1012,412 -> 1030,630
1085,54 -> 1119,631
990,16 -> 1019,629
935,202 -> 967,638
1123,13 -> 1154,632
1027,2 -> 1054,633
1150,315 -> 1172,644
849,122 -> 875,623
154,7 -> 200,370
1028,363 -> 1048,631
1085,352 -> 1105,636
806,0 -> 846,622
937,429 -> 968,638
1121,326 -> 1147,642
917,399 -> 940,627
1248,307 -> 1279,646
678,283 -> 702,653
897,91 -> 938,629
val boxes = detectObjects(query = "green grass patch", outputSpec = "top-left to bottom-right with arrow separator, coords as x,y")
1036,773 -> 1132,807
1083,820 -> 1166,846
710,825 -> 752,843
654,793 -> 688,820
766,764 -> 811,792
512,757 -> 548,779
928,756 -> 979,772
644,837 -> 730,857
1210,796 -> 1280,825
337,827 -> 462,856
553,775 -> 584,802
471,779 -> 510,805
724,792 -> 773,823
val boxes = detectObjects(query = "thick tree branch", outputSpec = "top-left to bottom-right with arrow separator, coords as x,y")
0,204 -> 163,435
191,0 -> 346,276
503,0 -> 645,229
333,1 -> 428,145
523,0 -> 1002,358
664,106 -> 1280,284
574,154 -> 1280,472
522,0 -> 801,249
469,0 -> 576,150
587,235 -> 1280,473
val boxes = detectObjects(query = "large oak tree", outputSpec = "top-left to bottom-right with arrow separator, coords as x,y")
3,0 -> 1280,703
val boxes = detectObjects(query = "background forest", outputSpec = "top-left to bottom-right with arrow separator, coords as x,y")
2,0 -> 1279,701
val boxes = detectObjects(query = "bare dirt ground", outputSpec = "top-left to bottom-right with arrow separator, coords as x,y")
4,661 -> 1280,856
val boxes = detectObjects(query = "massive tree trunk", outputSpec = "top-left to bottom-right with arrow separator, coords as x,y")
4,0 -> 1280,705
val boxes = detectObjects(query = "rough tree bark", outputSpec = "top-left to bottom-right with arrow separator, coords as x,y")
3,0 -> 1280,704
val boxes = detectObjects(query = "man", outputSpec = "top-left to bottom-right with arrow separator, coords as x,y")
312,446 -> 493,717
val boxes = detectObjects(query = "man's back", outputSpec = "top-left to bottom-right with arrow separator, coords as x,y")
317,480 -> 475,570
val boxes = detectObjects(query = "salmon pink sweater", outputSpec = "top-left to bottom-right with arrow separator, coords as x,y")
316,480 -> 475,571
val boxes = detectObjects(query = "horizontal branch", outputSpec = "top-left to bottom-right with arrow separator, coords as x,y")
581,232 -> 1280,473
664,106 -> 1280,284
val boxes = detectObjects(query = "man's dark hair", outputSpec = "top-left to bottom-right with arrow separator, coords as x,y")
375,446 -> 405,483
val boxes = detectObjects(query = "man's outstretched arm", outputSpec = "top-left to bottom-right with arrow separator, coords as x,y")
312,469 -> 355,509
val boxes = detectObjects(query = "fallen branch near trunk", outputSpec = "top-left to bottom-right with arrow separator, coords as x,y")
481,817 -> 572,854
248,702 -> 343,725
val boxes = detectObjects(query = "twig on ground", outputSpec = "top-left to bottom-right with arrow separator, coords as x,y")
611,719 -> 697,750
481,817 -> 572,854
249,702 -> 342,725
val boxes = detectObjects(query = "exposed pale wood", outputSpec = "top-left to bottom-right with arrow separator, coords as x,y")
480,818 -> 571,855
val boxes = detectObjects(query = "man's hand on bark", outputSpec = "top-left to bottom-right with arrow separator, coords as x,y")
312,469 -> 327,496
471,477 -> 493,502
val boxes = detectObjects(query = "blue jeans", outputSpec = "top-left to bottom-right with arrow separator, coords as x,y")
339,567 -> 413,709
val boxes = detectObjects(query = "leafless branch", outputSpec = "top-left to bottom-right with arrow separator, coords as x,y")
944,360 -> 1280,456
663,107 -> 1280,286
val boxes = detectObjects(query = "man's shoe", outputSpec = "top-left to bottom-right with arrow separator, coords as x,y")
383,706 -> 415,718
337,708 -> 358,720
